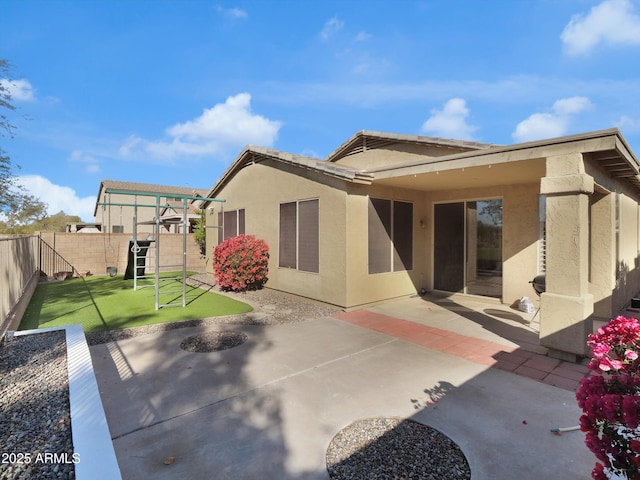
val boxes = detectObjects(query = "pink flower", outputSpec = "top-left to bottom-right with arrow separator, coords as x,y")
598,358 -> 613,372
592,462 -> 606,480
591,343 -> 611,359
578,316 -> 640,477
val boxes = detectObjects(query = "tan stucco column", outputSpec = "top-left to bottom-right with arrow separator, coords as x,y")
539,153 -> 594,358
590,192 -> 616,319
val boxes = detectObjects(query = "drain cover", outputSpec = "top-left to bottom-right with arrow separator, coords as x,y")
180,331 -> 247,353
326,417 -> 470,480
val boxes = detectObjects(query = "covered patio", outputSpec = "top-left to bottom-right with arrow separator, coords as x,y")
358,129 -> 640,360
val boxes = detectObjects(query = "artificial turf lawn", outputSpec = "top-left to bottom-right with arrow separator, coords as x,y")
18,273 -> 253,333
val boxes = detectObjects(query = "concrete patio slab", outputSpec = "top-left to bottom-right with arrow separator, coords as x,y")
90,316 -> 593,479
367,294 -> 542,352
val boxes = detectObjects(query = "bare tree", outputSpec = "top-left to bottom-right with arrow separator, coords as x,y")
0,59 -> 47,218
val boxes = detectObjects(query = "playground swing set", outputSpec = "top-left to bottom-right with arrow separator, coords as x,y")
97,188 -> 224,310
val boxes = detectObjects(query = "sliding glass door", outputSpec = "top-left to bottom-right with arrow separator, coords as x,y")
434,199 -> 503,298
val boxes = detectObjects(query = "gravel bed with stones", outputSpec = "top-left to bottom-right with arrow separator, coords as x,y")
326,417 -> 471,480
180,330 -> 248,353
86,273 -> 342,345
0,331 -> 75,480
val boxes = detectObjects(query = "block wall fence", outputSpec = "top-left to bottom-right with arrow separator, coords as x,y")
38,232 -> 209,277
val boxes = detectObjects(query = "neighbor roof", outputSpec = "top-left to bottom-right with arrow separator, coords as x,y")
94,180 -> 209,216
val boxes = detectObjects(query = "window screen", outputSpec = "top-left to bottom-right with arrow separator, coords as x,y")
393,201 -> 413,271
279,200 -> 319,272
223,211 -> 237,242
279,202 -> 297,268
218,209 -> 246,243
368,197 -> 413,274
368,198 -> 392,274
298,199 -> 319,273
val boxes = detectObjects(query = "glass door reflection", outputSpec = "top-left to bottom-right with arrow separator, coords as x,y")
433,199 -> 502,299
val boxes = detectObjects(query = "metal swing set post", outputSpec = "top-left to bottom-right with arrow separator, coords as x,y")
97,189 -> 224,310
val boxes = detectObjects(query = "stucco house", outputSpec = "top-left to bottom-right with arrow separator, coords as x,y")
200,128 -> 640,359
94,180 -> 208,234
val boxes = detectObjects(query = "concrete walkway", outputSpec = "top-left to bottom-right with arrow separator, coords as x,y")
89,296 -> 595,479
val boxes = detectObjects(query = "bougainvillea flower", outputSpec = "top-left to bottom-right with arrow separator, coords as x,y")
577,315 -> 640,479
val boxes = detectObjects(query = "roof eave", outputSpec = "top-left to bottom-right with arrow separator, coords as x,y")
200,146 -> 372,207
369,128 -> 630,177
326,130 -> 496,163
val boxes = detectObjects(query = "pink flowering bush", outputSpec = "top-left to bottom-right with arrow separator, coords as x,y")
577,316 -> 640,479
213,235 -> 269,291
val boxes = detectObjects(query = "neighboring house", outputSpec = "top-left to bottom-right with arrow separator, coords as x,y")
94,180 -> 208,234
200,128 -> 640,359
65,223 -> 102,233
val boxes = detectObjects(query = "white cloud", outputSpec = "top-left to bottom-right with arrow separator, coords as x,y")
616,115 -> 640,133
354,31 -> 371,42
119,93 -> 282,161
69,150 -> 101,173
320,17 -> 344,40
17,175 -> 96,221
351,54 -> 391,76
421,98 -> 477,140
512,96 -> 593,142
215,5 -> 248,19
561,0 -> 640,55
0,78 -> 36,102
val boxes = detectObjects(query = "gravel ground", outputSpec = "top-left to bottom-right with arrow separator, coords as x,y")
2,274 -> 472,479
327,418 -> 471,480
0,331 -> 75,480
179,330 -> 248,352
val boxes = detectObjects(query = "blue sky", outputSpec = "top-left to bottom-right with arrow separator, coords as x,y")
2,0 -> 640,221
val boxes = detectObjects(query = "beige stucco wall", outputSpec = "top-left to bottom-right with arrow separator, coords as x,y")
585,154 -> 640,320
612,193 -> 640,313
590,192 -> 616,318
343,184 -> 428,309
207,160 -> 350,307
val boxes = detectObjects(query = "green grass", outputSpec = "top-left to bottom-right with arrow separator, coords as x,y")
19,273 -> 253,333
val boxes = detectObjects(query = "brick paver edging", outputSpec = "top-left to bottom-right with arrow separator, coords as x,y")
332,310 -> 590,392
